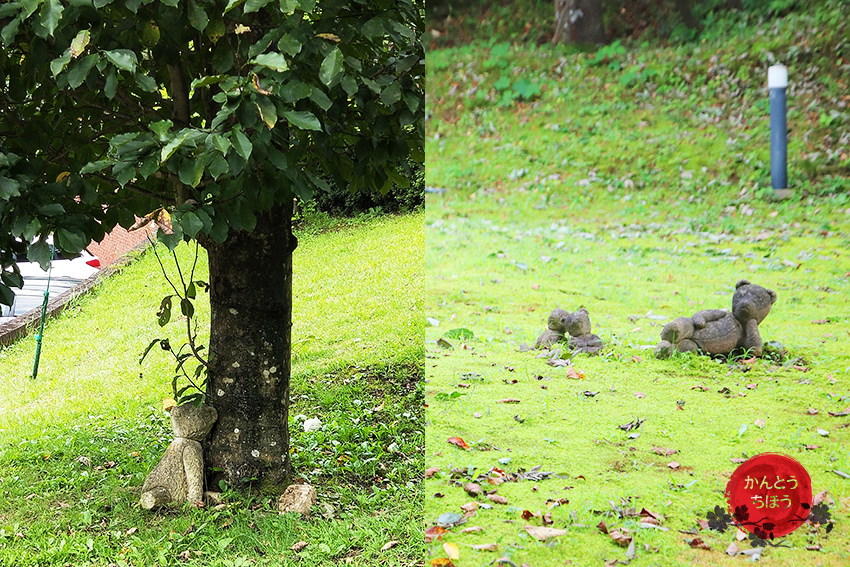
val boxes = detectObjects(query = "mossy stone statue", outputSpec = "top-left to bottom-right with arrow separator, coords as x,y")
654,279 -> 777,359
140,404 -> 218,510
536,307 -> 604,354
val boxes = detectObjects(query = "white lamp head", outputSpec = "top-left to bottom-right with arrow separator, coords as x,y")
768,65 -> 788,89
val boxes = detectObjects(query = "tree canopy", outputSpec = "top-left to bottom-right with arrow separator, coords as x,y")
0,0 -> 423,292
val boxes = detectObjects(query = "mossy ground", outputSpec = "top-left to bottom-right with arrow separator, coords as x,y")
424,2 -> 849,565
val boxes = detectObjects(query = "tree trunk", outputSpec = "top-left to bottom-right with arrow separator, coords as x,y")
553,0 -> 605,45
673,0 -> 701,30
202,199 -> 296,492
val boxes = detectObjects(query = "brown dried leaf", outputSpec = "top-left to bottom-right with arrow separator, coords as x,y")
460,501 -> 478,513
487,494 -> 508,505
496,398 -> 521,404
697,519 -> 709,530
807,408 -> 819,415
754,419 -> 766,428
688,537 -> 711,550
291,541 -> 308,552
448,437 -> 471,450
461,526 -> 484,534
597,520 -> 609,534
652,447 -> 678,457
805,444 -> 821,450
424,467 -> 440,478
470,543 -> 499,551
609,528 -> 632,547
746,383 -> 758,390
667,461 -> 680,470
635,392 -> 645,398
523,525 -> 568,540
380,541 -> 399,551
424,526 -> 447,543
726,542 -> 740,556
464,483 -> 482,496
731,458 -> 746,464
565,368 -> 586,379
806,544 -> 822,551
429,559 -> 454,567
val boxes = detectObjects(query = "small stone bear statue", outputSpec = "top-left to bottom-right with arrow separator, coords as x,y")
535,307 -> 604,354
654,279 -> 777,359
140,403 -> 218,510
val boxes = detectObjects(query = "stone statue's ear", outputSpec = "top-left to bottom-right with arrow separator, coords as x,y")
735,279 -> 750,289
769,289 -> 777,303
579,307 -> 588,315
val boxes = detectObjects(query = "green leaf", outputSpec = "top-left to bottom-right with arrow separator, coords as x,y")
244,0 -> 274,13
139,338 -> 162,364
0,177 -> 21,199
179,211 -> 204,238
161,130 -> 191,163
380,81 -> 401,106
157,225 -> 182,251
209,211 -> 228,243
208,153 -> 228,178
211,133 -> 230,155
341,75 -> 357,97
160,0 -> 179,6
190,74 -> 226,90
104,49 -> 138,73
50,52 -> 71,77
231,128 -> 253,160
0,282 -> 14,308
282,110 -> 321,131
104,68 -> 118,99
138,153 -> 159,179
361,17 -> 385,40
277,34 -> 302,56
1,269 -> 23,289
28,240 -> 52,270
224,0 -> 245,12
309,88 -> 332,111
134,73 -> 157,92
279,81 -> 312,102
180,297 -> 195,318
255,97 -> 277,129
67,54 -> 97,89
157,295 -> 173,326
1,17 -> 21,47
178,155 -> 205,188
38,203 -> 66,217
187,0 -> 209,31
319,47 -> 343,87
186,282 -> 196,299
69,29 -> 90,57
250,52 -> 288,72
55,226 -> 87,254
80,159 -> 113,174
39,0 -> 64,37
149,120 -> 173,140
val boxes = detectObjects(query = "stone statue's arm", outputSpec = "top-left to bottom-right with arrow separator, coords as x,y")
692,309 -> 727,329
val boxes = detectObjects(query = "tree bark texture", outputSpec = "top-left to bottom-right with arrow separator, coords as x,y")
203,199 -> 296,491
553,0 -> 605,45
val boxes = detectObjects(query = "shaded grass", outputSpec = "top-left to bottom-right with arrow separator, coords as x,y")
0,213 -> 423,566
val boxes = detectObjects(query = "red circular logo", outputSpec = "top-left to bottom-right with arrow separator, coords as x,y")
726,453 -> 812,538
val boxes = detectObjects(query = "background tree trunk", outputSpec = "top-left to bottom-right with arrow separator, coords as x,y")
673,0 -> 701,30
554,0 -> 605,45
203,199 -> 296,491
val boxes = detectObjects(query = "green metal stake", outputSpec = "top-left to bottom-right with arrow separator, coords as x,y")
31,244 -> 54,380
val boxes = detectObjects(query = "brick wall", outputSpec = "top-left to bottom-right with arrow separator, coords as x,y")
87,223 -> 152,266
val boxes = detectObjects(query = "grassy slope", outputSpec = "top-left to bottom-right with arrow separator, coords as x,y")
424,3 -> 849,566
0,213 -> 423,567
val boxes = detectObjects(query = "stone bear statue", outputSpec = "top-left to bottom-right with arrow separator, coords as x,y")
536,307 -> 604,354
140,403 -> 218,510
654,279 -> 777,359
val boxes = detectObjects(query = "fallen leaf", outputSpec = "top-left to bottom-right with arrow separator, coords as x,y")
626,537 -> 636,560
488,494 -> 508,505
429,559 -> 454,567
473,412 -> 482,418
813,490 -> 828,506
448,437 -> 471,450
126,527 -> 138,536
597,520 -> 608,534
726,542 -> 740,556
806,544 -> 822,551
464,483 -> 482,496
291,541 -> 308,552
424,526 -> 447,543
565,368 -> 586,379
731,458 -> 746,464
754,419 -> 765,428
609,528 -> 632,546
460,501 -> 478,513
792,365 -> 809,372
688,537 -> 711,550
635,392 -> 645,398
691,384 -> 711,391
469,543 -> 498,551
668,461 -> 680,470
496,398 -> 521,404
817,428 -> 830,437
805,444 -> 821,450
443,542 -> 460,560
425,467 -> 440,478
746,383 -> 758,390
461,526 -> 484,533
523,525 -> 568,540
831,470 -> 850,479
697,519 -> 709,530
652,447 -> 678,457
381,541 -> 399,551
736,528 -> 747,541
807,408 -> 818,415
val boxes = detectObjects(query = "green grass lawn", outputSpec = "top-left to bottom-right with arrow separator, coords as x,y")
0,212 -> 424,567
424,3 -> 849,566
